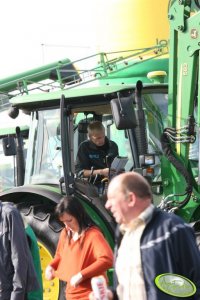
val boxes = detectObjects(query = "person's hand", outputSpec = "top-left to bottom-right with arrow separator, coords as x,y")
101,168 -> 109,177
70,272 -> 83,287
45,265 -> 55,281
89,289 -> 113,300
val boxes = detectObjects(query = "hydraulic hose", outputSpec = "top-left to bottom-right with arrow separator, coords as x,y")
161,131 -> 193,209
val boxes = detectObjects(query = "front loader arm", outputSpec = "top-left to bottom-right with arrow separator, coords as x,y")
160,0 -> 200,217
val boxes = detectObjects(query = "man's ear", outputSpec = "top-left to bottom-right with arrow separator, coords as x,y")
128,192 -> 136,207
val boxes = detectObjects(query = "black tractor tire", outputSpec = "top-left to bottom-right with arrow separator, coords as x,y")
17,202 -> 66,300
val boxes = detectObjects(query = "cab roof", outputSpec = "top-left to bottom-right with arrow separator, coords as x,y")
10,82 -> 167,111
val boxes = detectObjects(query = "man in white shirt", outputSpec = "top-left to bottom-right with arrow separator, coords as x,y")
90,172 -> 200,300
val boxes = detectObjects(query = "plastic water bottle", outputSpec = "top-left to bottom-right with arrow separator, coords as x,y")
91,276 -> 108,300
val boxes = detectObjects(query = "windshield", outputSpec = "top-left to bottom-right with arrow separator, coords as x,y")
26,108 -> 134,185
25,109 -> 62,185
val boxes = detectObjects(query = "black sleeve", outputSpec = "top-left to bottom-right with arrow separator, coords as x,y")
9,209 -> 40,300
114,142 -> 119,157
8,208 -> 29,300
75,142 -> 91,174
173,225 -> 200,300
110,141 -> 119,162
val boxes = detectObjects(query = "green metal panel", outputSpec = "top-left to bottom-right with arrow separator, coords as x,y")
160,1 -> 200,221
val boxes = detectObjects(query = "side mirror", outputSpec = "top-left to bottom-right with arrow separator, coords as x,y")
111,95 -> 137,129
2,136 -> 16,156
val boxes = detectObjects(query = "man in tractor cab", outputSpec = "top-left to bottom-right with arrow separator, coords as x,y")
75,120 -> 119,186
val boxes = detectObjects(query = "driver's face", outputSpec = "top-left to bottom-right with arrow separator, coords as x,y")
90,131 -> 105,146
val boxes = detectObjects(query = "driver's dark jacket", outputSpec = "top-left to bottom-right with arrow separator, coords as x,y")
0,202 -> 40,300
75,137 -> 119,176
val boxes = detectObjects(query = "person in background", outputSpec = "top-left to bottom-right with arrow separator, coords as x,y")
75,121 -> 118,181
45,196 -> 113,300
90,172 -> 200,300
0,201 -> 40,300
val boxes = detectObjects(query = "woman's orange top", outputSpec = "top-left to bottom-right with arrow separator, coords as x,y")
50,226 -> 113,300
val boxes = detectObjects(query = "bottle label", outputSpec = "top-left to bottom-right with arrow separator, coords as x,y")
91,276 -> 108,300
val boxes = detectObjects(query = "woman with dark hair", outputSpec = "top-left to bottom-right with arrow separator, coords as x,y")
45,196 -> 113,300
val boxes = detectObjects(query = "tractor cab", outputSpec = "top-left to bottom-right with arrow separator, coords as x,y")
8,82 -> 168,204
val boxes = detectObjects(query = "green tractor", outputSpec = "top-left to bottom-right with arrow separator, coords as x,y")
0,47 -> 168,299
0,1 -> 199,299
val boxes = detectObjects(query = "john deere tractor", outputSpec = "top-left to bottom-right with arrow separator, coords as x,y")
0,1 -> 199,299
